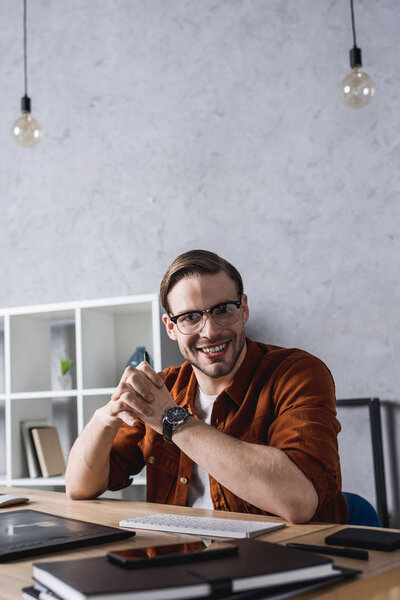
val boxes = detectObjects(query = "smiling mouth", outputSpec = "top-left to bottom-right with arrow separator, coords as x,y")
198,342 -> 229,356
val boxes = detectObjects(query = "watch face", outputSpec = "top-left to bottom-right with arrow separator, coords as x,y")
165,406 -> 187,425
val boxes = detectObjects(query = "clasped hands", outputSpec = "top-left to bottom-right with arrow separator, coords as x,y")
107,362 -> 176,434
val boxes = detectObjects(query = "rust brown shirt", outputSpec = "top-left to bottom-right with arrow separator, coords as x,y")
109,338 -> 347,523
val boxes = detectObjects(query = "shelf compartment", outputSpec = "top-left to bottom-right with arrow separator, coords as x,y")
10,396 -> 76,480
81,303 -> 154,389
10,310 -> 76,394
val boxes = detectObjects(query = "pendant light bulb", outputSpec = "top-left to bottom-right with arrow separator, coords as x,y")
12,0 -> 43,147
12,95 -> 43,147
340,0 -> 375,109
339,65 -> 375,109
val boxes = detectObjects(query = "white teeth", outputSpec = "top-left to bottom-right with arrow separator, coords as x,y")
201,343 -> 227,354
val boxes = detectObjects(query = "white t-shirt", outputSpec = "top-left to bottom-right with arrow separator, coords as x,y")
186,387 -> 217,509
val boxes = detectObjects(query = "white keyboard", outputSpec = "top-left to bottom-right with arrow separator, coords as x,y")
119,513 -> 285,539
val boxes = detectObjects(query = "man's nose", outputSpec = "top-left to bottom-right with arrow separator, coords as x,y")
200,312 -> 220,336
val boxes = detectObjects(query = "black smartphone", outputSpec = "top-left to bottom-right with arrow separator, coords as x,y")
107,541 -> 238,569
325,527 -> 400,552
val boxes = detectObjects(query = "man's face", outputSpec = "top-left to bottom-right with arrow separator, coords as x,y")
163,272 -> 249,381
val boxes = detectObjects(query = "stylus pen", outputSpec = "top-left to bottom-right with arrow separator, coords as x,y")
286,542 -> 369,560
143,351 -> 150,363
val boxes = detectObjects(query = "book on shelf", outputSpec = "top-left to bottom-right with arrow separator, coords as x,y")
21,419 -> 52,478
32,539 -> 341,600
30,426 -> 66,478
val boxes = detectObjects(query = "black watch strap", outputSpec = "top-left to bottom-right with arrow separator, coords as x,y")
162,421 -> 174,443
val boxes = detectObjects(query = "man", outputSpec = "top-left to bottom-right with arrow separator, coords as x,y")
66,250 -> 347,524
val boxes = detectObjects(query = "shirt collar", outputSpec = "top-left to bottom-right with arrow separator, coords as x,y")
224,338 -> 267,406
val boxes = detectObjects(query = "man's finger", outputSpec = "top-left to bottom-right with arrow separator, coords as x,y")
137,361 -> 164,388
125,371 -> 155,403
109,396 -> 153,420
111,381 -> 131,402
115,410 -> 141,428
120,366 -> 136,384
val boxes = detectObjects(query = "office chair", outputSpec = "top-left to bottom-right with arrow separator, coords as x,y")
337,397 -> 389,527
343,492 -> 381,527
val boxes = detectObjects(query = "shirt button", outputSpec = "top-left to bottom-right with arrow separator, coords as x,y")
180,476 -> 188,485
148,456 -> 156,464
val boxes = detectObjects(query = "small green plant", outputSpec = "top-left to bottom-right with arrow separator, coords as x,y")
60,358 -> 74,376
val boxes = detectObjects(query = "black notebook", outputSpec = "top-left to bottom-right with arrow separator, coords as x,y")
33,540 -> 338,600
0,509 -> 134,562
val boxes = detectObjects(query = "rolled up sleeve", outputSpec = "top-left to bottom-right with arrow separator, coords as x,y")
108,422 -> 146,491
268,356 -> 346,520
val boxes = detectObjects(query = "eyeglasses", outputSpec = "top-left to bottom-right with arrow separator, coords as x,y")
169,299 -> 242,335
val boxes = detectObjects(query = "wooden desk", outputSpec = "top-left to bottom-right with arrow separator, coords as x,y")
1,486 -> 399,599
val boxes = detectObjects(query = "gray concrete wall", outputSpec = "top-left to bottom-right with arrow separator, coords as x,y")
0,1 -> 399,524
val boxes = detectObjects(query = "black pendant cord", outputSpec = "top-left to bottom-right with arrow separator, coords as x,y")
21,0 -> 32,112
350,0 -> 357,49
23,0 -> 28,97
349,0 -> 362,69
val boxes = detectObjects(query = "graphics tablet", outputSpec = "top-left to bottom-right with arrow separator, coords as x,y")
0,509 -> 134,562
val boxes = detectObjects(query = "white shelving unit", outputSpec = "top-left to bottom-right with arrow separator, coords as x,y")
0,294 -> 181,490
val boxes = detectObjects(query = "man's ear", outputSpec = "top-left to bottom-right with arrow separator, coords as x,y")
162,313 -> 177,341
241,293 -> 249,325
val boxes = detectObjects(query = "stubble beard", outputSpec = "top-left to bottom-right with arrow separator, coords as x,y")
177,328 -> 247,379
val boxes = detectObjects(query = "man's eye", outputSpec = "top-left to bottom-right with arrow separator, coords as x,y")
214,304 -> 229,315
180,312 -> 202,323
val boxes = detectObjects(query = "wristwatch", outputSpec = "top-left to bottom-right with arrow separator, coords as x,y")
162,406 -> 190,443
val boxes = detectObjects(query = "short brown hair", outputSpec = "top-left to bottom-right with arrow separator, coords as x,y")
160,249 -> 244,312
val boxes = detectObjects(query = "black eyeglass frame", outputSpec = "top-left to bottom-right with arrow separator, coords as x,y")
168,299 -> 243,335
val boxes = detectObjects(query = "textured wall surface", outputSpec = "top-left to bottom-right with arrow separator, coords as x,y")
0,1 -> 399,523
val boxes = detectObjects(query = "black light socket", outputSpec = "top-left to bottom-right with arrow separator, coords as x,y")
21,94 -> 31,113
350,46 -> 362,68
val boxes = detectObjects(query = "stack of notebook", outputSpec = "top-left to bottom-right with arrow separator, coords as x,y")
23,539 -> 359,600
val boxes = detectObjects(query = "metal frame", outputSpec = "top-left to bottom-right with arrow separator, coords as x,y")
336,397 -> 389,527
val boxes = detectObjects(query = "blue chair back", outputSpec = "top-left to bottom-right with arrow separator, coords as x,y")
344,492 -> 381,527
